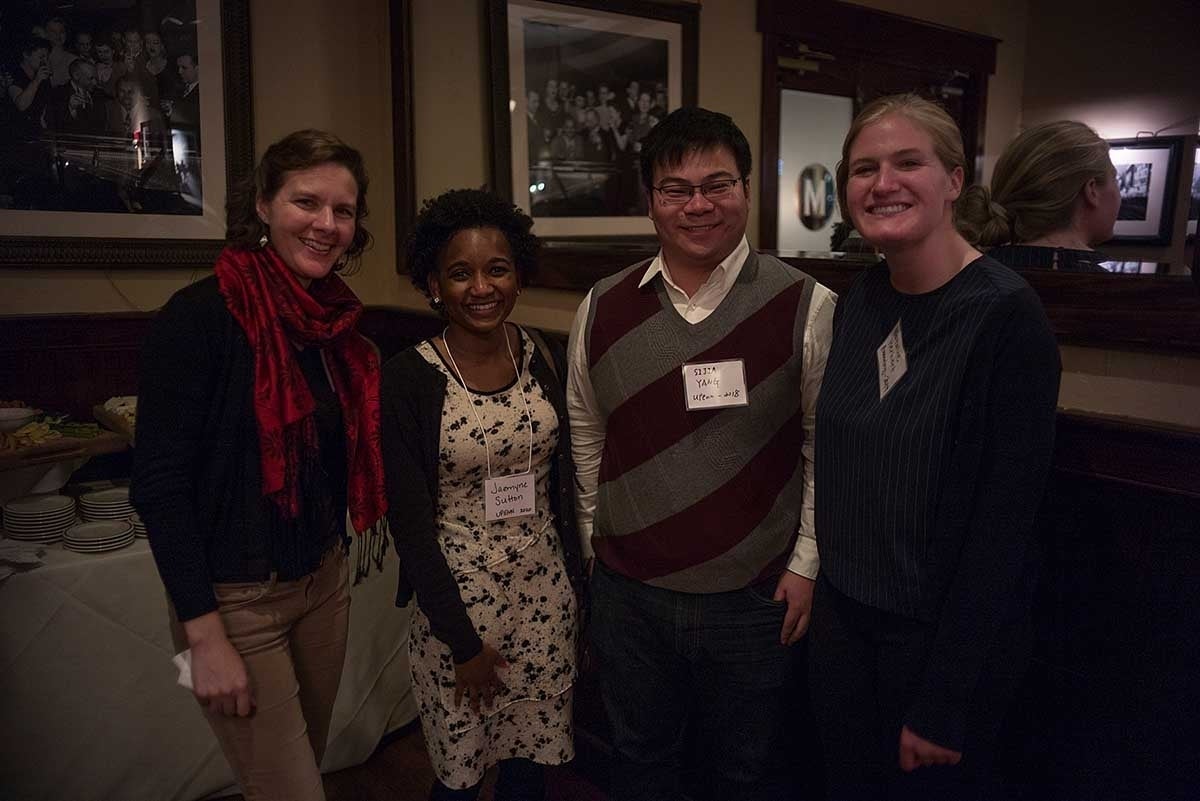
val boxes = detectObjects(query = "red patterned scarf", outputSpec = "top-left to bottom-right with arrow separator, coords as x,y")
214,245 -> 386,535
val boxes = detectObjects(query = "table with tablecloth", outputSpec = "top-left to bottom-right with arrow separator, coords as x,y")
0,532 -> 415,801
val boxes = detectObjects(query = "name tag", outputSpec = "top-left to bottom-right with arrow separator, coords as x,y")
484,473 -> 536,522
876,320 -> 908,400
682,359 -> 750,411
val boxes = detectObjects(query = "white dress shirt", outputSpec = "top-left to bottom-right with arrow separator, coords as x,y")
566,236 -> 836,579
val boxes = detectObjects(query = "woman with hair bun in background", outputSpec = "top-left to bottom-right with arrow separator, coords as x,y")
957,120 -> 1120,272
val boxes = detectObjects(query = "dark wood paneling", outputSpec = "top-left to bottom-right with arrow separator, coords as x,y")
528,246 -> 1200,354
0,308 -> 444,419
1053,412 -> 1200,498
1009,470 -> 1200,799
5,304 -> 1200,429
770,255 -> 1200,355
0,314 -> 150,418
1,309 -> 1197,796
757,0 -> 999,75
759,31 -> 781,253
359,306 -> 444,362
390,0 -> 416,266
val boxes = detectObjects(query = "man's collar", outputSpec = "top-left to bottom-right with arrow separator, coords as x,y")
638,235 -> 751,290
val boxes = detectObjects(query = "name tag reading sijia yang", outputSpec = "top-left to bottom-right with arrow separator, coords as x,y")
484,473 -> 536,522
876,319 -> 908,400
682,359 -> 750,411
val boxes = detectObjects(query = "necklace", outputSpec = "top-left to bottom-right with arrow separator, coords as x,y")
440,326 -> 534,481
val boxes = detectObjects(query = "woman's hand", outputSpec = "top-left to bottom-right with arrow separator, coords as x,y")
183,611 -> 254,717
898,725 -> 962,772
453,643 -> 508,714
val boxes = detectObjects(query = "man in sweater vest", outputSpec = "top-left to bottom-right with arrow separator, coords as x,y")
566,107 -> 836,801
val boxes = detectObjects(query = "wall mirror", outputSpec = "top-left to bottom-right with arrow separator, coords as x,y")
756,0 -> 1200,353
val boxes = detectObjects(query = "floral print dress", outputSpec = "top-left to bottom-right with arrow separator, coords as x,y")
409,333 -> 576,789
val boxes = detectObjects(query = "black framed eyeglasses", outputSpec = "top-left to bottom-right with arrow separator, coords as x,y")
652,177 -> 746,204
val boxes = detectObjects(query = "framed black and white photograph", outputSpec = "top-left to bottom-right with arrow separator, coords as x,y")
1106,137 -> 1183,246
1187,145 -> 1198,239
0,0 -> 252,269
390,0 -> 415,271
488,0 -> 697,239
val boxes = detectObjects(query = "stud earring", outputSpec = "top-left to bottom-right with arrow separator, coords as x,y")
430,296 -> 444,311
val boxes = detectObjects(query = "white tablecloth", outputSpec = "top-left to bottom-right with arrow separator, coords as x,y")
0,535 -> 415,801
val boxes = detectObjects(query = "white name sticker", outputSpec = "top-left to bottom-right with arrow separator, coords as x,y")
484,473 -> 536,522
682,359 -> 750,411
876,319 -> 908,400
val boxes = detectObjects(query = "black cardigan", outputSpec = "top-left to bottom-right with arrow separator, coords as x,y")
131,277 -> 346,621
380,331 -> 583,664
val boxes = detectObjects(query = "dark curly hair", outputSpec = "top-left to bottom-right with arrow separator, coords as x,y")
225,129 -> 373,272
406,188 -> 539,303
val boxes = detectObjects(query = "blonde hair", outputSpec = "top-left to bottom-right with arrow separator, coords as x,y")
957,120 -> 1111,247
835,93 -> 967,227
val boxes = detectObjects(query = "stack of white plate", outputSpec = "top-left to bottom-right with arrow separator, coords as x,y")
129,511 -> 147,538
80,487 -> 135,523
63,520 -> 135,553
2,494 -> 77,543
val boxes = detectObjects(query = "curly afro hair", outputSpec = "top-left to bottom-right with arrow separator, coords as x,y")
406,189 -> 539,301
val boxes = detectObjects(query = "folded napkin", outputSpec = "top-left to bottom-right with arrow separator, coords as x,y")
173,649 -> 193,691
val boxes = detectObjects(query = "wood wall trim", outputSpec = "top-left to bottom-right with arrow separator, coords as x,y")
390,0 -> 416,267
756,0 -> 999,75
2,310 -> 1197,498
1053,411 -> 1200,499
771,256 -> 1200,355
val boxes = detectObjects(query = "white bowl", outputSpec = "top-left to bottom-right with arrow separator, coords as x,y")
0,408 -> 38,433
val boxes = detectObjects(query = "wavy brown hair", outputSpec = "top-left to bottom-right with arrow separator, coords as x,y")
225,129 -> 373,271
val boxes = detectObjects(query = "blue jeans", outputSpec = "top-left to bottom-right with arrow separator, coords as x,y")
589,561 -> 797,801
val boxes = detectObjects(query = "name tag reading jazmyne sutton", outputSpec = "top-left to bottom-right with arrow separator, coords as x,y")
876,319 -> 908,400
682,359 -> 750,411
485,473 -> 535,522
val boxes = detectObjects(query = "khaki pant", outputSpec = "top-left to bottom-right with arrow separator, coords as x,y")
170,548 -> 350,801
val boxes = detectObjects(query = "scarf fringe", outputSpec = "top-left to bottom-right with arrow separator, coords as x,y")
351,516 -> 391,585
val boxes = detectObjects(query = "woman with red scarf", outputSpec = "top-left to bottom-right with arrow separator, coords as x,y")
132,130 -> 386,801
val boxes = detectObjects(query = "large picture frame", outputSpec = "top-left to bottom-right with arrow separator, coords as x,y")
1107,137 -> 1183,246
390,0 -> 416,271
1187,145 -> 1198,240
487,0 -> 698,242
0,0 -> 253,269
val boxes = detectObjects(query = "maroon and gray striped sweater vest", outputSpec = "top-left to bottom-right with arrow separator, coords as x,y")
584,250 -> 817,592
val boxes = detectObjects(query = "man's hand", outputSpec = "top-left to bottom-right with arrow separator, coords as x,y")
773,571 -> 815,645
453,643 -> 509,714
898,725 -> 962,772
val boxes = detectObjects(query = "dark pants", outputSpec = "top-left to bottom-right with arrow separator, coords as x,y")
808,576 -> 1030,801
430,758 -> 544,801
589,562 -> 797,801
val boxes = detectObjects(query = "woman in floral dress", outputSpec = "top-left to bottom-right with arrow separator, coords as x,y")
381,188 -> 583,800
